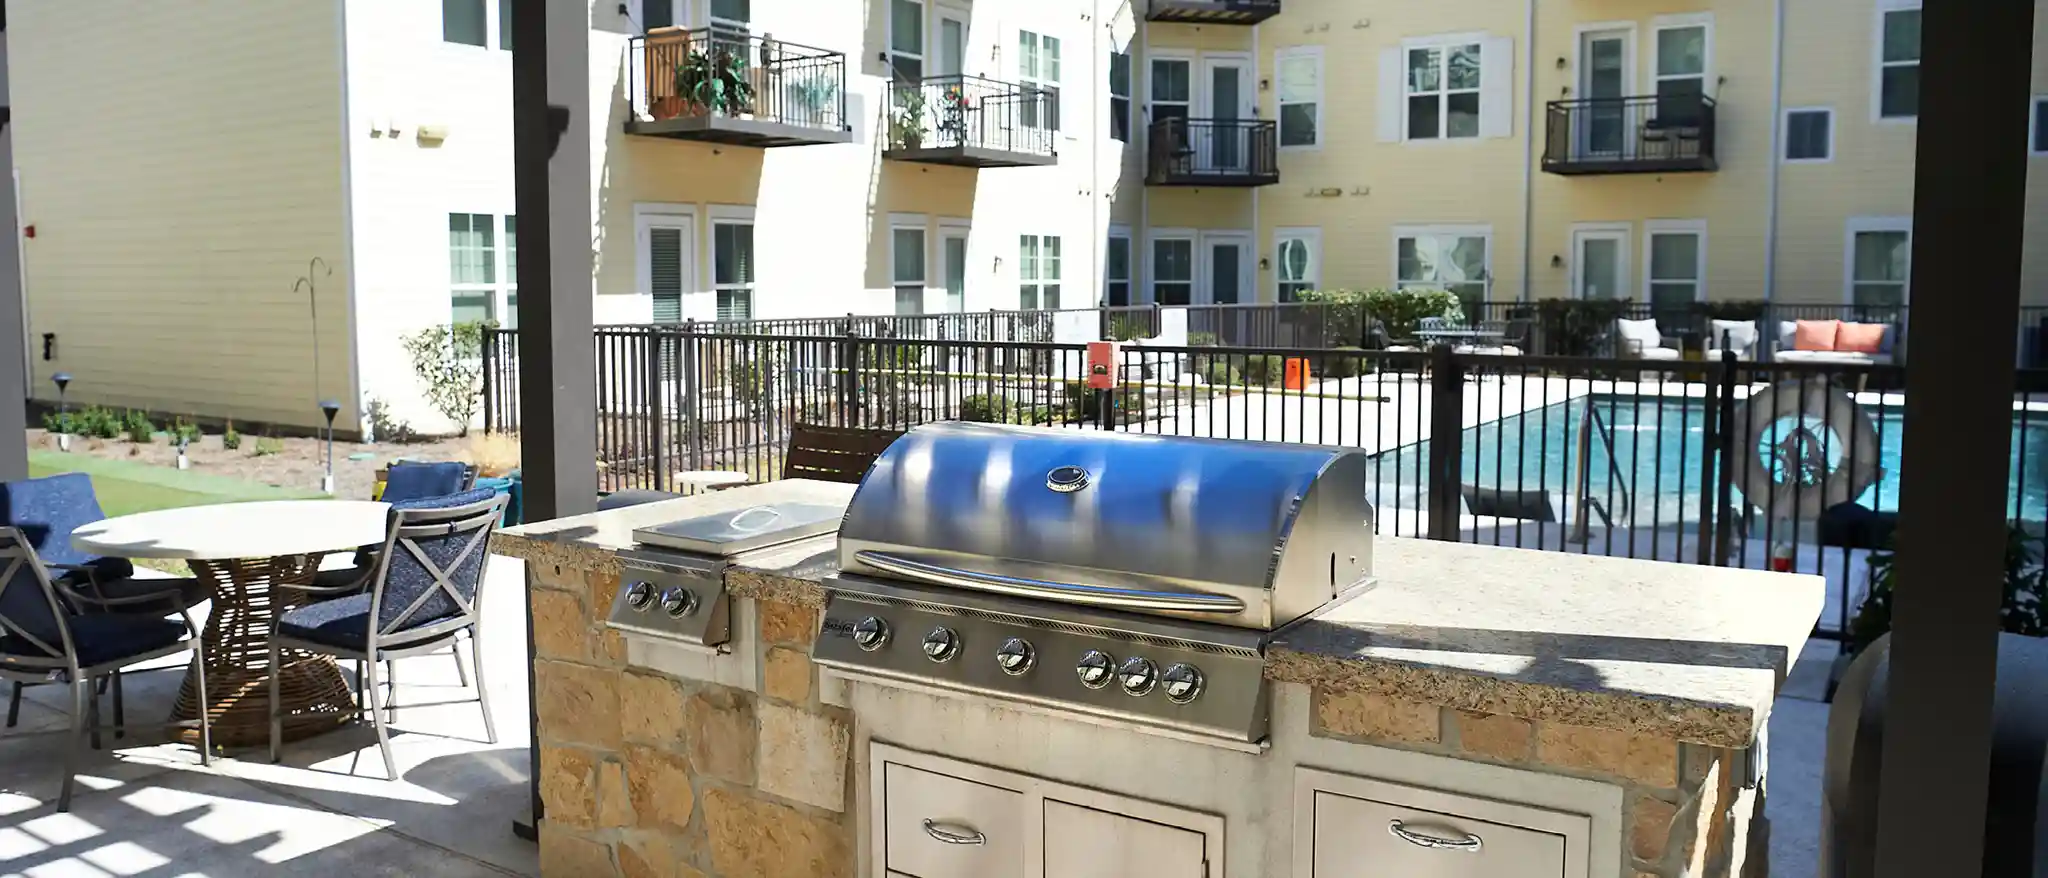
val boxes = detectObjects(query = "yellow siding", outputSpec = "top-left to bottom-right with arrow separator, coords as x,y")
10,2 -> 351,430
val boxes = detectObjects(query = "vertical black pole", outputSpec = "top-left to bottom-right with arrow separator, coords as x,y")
646,330 -> 666,491
1874,1 -> 2032,874
1712,350 -> 1737,567
839,319 -> 861,426
1426,345 -> 1463,541
510,0 -> 597,842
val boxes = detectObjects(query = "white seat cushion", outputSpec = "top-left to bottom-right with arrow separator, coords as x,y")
1636,347 -> 1682,361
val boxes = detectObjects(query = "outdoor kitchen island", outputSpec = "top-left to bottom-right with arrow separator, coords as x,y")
494,472 -> 1819,878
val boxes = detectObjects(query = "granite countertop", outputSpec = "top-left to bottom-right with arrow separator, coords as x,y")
1266,538 -> 1824,748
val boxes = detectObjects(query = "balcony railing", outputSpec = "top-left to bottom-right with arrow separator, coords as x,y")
1541,94 -> 1719,175
884,75 -> 1059,168
1144,0 -> 1282,24
1146,118 -> 1279,187
626,27 -> 851,147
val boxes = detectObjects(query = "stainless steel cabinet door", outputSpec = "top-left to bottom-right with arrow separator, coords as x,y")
883,762 -> 1028,878
1041,798 -> 1210,878
1309,792 -> 1567,878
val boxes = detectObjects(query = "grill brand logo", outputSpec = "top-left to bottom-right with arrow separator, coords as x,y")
820,617 -> 859,638
1046,466 -> 1091,494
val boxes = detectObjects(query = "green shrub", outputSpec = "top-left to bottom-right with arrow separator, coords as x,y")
171,417 -> 202,446
958,394 -> 1013,423
221,419 -> 242,450
1202,359 -> 1241,387
1691,299 -> 1769,321
123,409 -> 156,443
1297,288 -> 1465,346
400,320 -> 492,437
1851,525 -> 2048,657
1533,298 -> 1635,357
1062,382 -> 1147,422
252,435 -> 284,457
77,407 -> 123,440
1186,331 -> 1220,348
1240,354 -> 1285,387
41,410 -> 78,434
1107,315 -> 1151,342
1319,346 -> 1369,380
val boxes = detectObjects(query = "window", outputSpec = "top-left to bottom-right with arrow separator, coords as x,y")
1653,24 -> 1708,98
712,216 -> 754,321
1276,48 -> 1322,148
1109,52 -> 1133,142
1105,232 -> 1132,306
1020,236 -> 1062,310
709,0 -> 749,32
1151,237 -> 1194,306
1275,230 -> 1319,302
1151,58 -> 1192,129
1645,224 -> 1705,323
1878,4 -> 1920,119
1020,31 -> 1062,131
1784,108 -> 1833,162
444,0 -> 487,46
889,0 -> 925,86
449,213 -> 499,324
502,216 -> 518,328
2033,97 -> 2048,155
892,223 -> 927,315
498,0 -> 514,50
1849,221 -> 1911,313
1395,228 -> 1489,313
642,0 -> 747,32
1406,42 -> 1482,140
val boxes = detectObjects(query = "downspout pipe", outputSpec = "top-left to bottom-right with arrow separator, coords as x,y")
1519,0 -> 1536,302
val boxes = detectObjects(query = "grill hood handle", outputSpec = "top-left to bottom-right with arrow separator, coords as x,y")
853,551 -> 1247,614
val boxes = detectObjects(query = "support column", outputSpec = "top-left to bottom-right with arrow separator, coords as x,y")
1875,1 -> 2034,874
510,0 -> 598,838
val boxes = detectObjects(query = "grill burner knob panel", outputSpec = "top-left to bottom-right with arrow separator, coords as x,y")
996,637 -> 1035,675
625,581 -> 656,611
1118,657 -> 1159,696
852,616 -> 891,651
922,626 -> 962,663
659,587 -> 698,618
1076,650 -> 1116,689
1161,663 -> 1205,704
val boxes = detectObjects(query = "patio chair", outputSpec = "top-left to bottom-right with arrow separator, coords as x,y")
0,526 -> 211,811
312,460 -> 477,591
783,423 -> 904,484
1,472 -> 206,732
269,489 -> 508,780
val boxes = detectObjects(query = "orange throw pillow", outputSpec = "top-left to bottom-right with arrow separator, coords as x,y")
1794,320 -> 1840,351
1836,322 -> 1887,354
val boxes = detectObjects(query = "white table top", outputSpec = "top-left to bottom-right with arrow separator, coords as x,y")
72,500 -> 391,561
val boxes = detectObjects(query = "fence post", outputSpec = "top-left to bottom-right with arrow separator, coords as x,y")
481,330 -> 497,435
1696,353 -> 1723,566
1426,345 -> 1465,541
682,320 -> 703,470
838,316 -> 861,426
645,328 -> 667,491
1713,347 -> 1739,566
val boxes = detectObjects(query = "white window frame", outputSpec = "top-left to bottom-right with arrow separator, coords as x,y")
1400,32 -> 1487,143
1019,29 -> 1062,132
1105,226 -> 1133,306
449,211 -> 511,325
1782,106 -> 1835,164
1274,228 -> 1321,302
1109,51 -> 1133,143
1147,228 -> 1196,306
938,218 -> 971,313
1019,233 -> 1063,310
441,0 -> 503,50
634,202 -> 698,322
1642,219 -> 1709,305
1844,216 -> 1913,309
886,0 -> 927,87
1147,48 -> 1196,132
1274,46 -> 1324,150
708,204 -> 755,322
1568,221 -> 1632,301
632,0 -> 747,33
1391,224 -> 1493,298
1873,0 -> 1922,123
889,212 -> 930,315
2032,96 -> 2048,157
1647,14 -> 1713,98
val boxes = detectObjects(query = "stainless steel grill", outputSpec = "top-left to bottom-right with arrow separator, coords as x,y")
814,423 -> 1375,745
607,502 -> 846,650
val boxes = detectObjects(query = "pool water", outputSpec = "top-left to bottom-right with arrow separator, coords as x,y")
1381,396 -> 2048,523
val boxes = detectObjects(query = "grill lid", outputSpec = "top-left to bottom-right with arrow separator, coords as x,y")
838,423 -> 1374,629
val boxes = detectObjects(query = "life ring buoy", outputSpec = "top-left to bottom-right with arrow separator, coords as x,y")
1732,377 -> 1885,521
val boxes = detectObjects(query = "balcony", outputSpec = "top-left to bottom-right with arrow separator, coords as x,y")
1146,118 -> 1279,187
1144,0 -> 1282,25
1541,94 -> 1719,175
626,28 -> 852,147
883,75 -> 1059,168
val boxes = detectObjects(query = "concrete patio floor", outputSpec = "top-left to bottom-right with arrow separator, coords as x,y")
0,559 -> 538,878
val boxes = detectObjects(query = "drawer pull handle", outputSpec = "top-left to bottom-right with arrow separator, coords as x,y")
1388,820 -> 1483,853
923,819 -> 988,846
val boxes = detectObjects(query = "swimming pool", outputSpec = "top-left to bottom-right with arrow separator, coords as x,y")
1378,395 -> 2048,523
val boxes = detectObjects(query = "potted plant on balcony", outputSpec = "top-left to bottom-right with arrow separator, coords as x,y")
889,88 -> 928,150
675,44 -> 755,118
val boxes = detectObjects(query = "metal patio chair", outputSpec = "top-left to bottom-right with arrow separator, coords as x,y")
0,526 -> 211,811
268,489 -> 508,780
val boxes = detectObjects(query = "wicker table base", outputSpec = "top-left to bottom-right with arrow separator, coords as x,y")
172,555 -> 357,747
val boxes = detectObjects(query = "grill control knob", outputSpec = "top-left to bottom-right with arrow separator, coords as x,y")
1076,650 -> 1116,689
995,637 -> 1035,676
1161,663 -> 1205,704
922,626 -> 961,663
659,587 -> 698,618
852,616 -> 891,651
1118,657 -> 1160,696
625,581 -> 656,611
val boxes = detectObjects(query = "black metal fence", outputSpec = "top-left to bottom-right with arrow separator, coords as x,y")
1146,117 -> 1280,186
480,323 -> 2048,645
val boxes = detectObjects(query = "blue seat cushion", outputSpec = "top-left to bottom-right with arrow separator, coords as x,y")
53,556 -> 136,587
277,593 -> 459,652
382,462 -> 472,504
0,614 -> 186,668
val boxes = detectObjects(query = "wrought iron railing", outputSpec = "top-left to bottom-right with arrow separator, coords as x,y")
627,28 -> 847,134
1542,94 -> 1718,170
1146,117 -> 1278,184
884,74 -> 1058,158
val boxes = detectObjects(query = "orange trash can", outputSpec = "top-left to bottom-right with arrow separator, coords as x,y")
1283,358 -> 1312,390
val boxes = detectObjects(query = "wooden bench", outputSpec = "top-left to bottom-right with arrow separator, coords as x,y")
784,424 -> 904,484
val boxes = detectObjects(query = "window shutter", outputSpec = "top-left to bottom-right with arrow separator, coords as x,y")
1376,49 -> 1403,142
1480,36 -> 1513,138
650,227 -> 684,323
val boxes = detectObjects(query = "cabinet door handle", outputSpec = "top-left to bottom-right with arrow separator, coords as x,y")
1388,819 -> 1483,853
922,818 -> 988,846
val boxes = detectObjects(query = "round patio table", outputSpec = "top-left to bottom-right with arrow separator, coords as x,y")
72,500 -> 390,747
